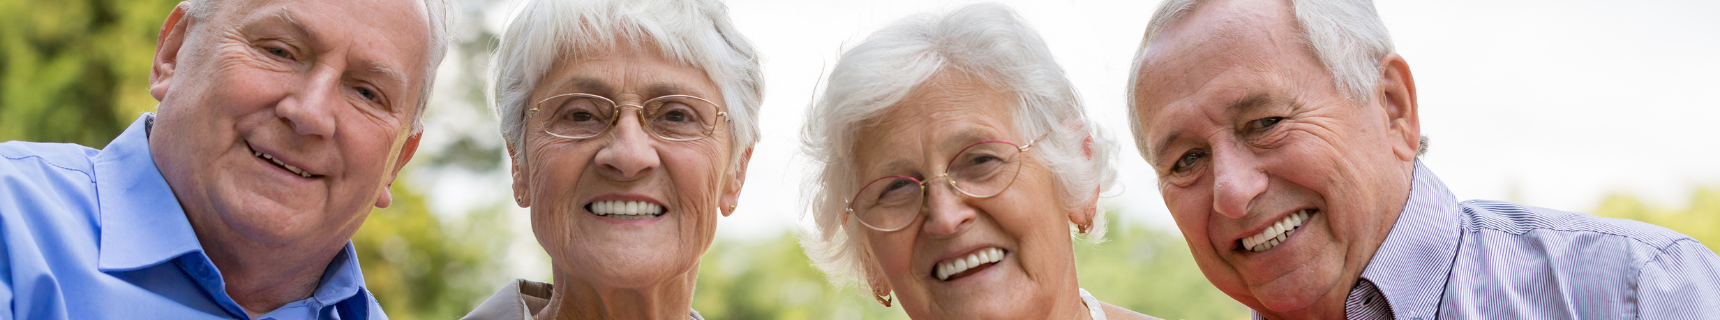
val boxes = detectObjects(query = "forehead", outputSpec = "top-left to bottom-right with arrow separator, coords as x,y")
854,70 -> 1019,169
537,43 -> 721,100
1133,0 -> 1318,154
214,0 -> 434,88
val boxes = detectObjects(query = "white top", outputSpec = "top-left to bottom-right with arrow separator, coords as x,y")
1080,288 -> 1106,320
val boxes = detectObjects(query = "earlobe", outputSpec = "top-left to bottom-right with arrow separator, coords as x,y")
1376,53 -> 1421,161
375,187 -> 394,208
150,3 -> 195,101
508,145 -> 530,208
718,148 -> 753,217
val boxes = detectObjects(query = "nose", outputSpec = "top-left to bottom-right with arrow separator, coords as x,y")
276,66 -> 340,138
593,107 -> 660,180
1210,144 -> 1266,219
921,177 -> 977,236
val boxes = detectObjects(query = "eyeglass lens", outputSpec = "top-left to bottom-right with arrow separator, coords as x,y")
849,141 -> 1025,231
537,94 -> 720,140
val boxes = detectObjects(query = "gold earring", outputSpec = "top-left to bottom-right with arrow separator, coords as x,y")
874,291 -> 893,307
727,204 -> 737,212
1078,220 -> 1093,234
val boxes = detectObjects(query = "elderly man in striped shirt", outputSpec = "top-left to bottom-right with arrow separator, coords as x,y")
1125,0 -> 1720,319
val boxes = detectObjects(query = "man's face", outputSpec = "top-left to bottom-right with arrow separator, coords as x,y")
147,0 -> 430,247
1132,0 -> 1418,317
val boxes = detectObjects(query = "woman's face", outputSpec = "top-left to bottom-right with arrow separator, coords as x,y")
851,70 -> 1082,319
512,44 -> 744,290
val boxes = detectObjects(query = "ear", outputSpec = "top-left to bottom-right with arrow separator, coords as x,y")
863,250 -> 893,304
508,143 -> 530,208
1069,186 -> 1101,231
374,131 -> 423,208
150,2 -> 195,102
1376,53 -> 1421,161
718,147 -> 753,217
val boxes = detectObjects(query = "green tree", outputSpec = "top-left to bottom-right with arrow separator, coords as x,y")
1592,186 -> 1720,252
0,0 -> 173,146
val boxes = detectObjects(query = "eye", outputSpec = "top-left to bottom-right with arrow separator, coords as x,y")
568,111 -> 597,122
1251,117 -> 1284,130
355,86 -> 379,102
1171,150 -> 1204,173
662,110 -> 688,122
264,46 -> 293,60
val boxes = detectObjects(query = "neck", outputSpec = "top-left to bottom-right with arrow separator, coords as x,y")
536,267 -> 698,320
190,216 -> 352,317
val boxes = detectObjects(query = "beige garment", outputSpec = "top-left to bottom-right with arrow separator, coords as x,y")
461,279 -> 704,320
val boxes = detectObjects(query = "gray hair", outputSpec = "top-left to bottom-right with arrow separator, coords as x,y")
1126,0 -> 1421,160
186,0 -> 451,134
490,0 -> 763,169
800,3 -> 1118,292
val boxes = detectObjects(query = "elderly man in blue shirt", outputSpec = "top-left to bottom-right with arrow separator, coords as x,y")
1127,0 -> 1720,319
0,0 -> 447,318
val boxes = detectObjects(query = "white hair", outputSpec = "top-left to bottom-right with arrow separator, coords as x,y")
800,3 -> 1118,292
1125,0 -> 1419,160
186,0 -> 451,134
490,0 -> 763,169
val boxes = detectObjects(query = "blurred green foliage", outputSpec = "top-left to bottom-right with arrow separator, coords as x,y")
1593,187 -> 1720,253
355,179 -> 511,320
0,0 -> 175,146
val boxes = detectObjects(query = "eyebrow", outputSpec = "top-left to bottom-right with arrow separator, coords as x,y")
1148,92 -> 1275,161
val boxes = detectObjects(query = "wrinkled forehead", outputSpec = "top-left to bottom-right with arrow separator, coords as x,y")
207,0 -> 435,78
853,70 -> 1019,170
1134,0 -> 1302,153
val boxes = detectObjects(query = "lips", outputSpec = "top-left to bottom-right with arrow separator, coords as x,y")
587,200 -> 666,219
933,247 -> 1006,281
249,144 -> 317,178
1239,209 -> 1316,252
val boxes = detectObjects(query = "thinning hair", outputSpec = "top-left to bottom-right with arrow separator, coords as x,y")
185,0 -> 452,134
1126,0 -> 1421,160
490,0 -> 763,169
800,3 -> 1118,293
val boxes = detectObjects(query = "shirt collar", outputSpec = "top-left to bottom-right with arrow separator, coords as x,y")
94,113 -> 203,271
1353,160 -> 1464,319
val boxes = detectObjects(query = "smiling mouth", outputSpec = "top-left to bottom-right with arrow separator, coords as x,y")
933,247 -> 1006,282
587,200 -> 666,219
1238,209 -> 1316,253
249,145 -> 316,178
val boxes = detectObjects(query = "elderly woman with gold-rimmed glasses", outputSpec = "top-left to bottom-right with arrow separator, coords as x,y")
800,3 -> 1160,320
461,0 -> 761,319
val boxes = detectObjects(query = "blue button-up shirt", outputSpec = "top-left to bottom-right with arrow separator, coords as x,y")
1257,161 -> 1720,319
0,114 -> 387,320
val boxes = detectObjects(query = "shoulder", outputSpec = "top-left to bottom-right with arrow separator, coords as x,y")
0,141 -> 100,183
1459,199 -> 1691,252
1100,302 -> 1164,320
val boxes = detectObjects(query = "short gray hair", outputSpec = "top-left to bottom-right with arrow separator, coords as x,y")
1126,0 -> 1415,160
800,3 -> 1118,292
185,0 -> 451,134
491,0 -> 764,169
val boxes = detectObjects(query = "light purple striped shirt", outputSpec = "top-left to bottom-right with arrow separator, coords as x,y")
1255,161 -> 1720,319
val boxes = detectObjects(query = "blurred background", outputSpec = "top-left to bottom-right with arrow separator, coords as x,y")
2,0 -> 1716,319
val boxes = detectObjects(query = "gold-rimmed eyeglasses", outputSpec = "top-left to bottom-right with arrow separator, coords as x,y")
530,93 -> 730,141
843,133 -> 1047,232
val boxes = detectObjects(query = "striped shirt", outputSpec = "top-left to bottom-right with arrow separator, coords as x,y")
1256,161 -> 1720,319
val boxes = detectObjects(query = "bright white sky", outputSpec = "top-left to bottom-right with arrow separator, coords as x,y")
423,0 -> 1720,243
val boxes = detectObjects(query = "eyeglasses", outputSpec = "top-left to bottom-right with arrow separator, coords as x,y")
530,93 -> 729,141
843,133 -> 1047,232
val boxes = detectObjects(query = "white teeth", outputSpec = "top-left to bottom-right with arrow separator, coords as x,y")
1243,209 -> 1314,253
254,150 -> 311,177
935,248 -> 1006,281
590,200 -> 665,219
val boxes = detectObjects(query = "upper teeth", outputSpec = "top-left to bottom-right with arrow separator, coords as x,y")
935,247 -> 1004,281
590,200 -> 664,219
1243,209 -> 1312,252
254,151 -> 311,178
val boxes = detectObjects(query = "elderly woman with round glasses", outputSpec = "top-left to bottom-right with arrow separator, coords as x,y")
801,3 -> 1158,320
461,0 -> 761,319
